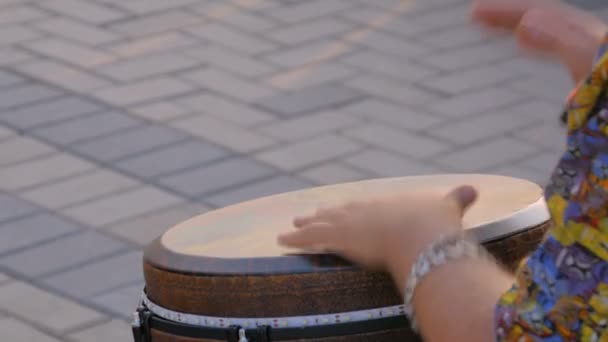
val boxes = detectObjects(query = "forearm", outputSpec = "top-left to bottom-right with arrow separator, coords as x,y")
390,257 -> 513,342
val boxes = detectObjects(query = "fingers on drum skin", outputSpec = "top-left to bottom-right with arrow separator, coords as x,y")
444,185 -> 478,215
315,206 -> 350,225
294,201 -> 363,228
293,215 -> 314,228
278,222 -> 340,249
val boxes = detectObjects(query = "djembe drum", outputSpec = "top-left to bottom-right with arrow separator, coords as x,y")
133,174 -> 551,342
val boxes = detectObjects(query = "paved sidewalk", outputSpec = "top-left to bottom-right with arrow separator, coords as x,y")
0,0 -> 606,340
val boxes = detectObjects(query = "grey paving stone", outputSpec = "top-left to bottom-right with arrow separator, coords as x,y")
63,186 -> 183,227
0,84 -> 62,110
342,51 -> 436,83
109,11 -> 202,37
520,150 -> 563,173
41,251 -> 144,298
508,75 -> 573,103
94,77 -> 195,106
25,38 -> 116,68
435,138 -> 541,171
427,110 -> 541,144
491,99 -> 564,121
115,140 -> 229,179
39,0 -> 126,24
97,54 -> 200,82
0,281 -> 105,333
343,149 -> 442,177
419,24 -> 491,49
68,319 -> 133,342
0,272 -> 11,285
32,111 -> 142,145
0,213 -> 83,255
266,0 -> 354,23
415,40 -> 516,71
267,17 -> 352,44
106,203 -> 206,246
206,175 -> 313,207
513,120 -> 566,151
565,0 -> 608,9
0,137 -> 55,166
262,39 -> 349,68
345,3 -> 468,37
185,45 -> 277,78
0,70 -> 24,88
343,124 -> 449,159
0,26 -> 41,46
256,84 -> 363,116
353,31 -> 431,59
129,101 -> 191,122
0,125 -> 14,140
73,125 -> 188,162
159,158 -> 276,197
0,231 -> 128,277
420,65 -> 525,95
35,17 -> 120,45
0,153 -> 95,191
0,96 -> 104,129
427,87 -> 527,118
0,6 -> 49,25
0,317 -> 63,342
185,23 -> 277,55
177,93 -> 275,126
255,135 -> 362,171
267,63 -> 357,91
346,76 -> 439,106
259,111 -> 360,141
0,193 -> 38,223
20,169 -> 139,210
298,162 -> 371,185
203,7 -> 278,32
342,99 -> 442,131
16,60 -> 112,93
90,283 -> 143,319
0,47 -> 35,66
497,57 -> 572,88
170,115 -> 276,153
108,32 -> 198,58
114,0 -> 199,14
184,68 -> 276,102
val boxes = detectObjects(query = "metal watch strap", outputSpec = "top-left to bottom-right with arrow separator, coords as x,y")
403,233 -> 492,332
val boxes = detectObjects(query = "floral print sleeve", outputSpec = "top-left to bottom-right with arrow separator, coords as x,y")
495,39 -> 608,341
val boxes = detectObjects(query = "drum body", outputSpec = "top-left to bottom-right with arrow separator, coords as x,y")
133,175 -> 551,342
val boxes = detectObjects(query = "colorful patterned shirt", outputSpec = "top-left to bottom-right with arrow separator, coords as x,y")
495,40 -> 608,341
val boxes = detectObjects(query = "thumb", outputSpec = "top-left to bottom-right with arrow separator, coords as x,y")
444,185 -> 478,216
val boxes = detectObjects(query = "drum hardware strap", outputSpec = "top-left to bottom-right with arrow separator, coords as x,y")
132,305 -> 413,342
132,304 -> 152,342
135,291 -> 414,341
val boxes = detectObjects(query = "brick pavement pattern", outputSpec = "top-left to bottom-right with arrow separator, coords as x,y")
0,0 -> 606,340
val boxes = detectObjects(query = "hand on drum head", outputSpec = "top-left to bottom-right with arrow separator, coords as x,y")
277,185 -> 478,285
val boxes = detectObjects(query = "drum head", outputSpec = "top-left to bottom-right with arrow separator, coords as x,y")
150,174 -> 548,267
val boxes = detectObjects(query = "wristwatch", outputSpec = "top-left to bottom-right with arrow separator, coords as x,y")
403,233 -> 492,332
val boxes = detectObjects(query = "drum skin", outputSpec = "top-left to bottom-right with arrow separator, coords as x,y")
142,221 -> 549,341
141,175 -> 551,341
